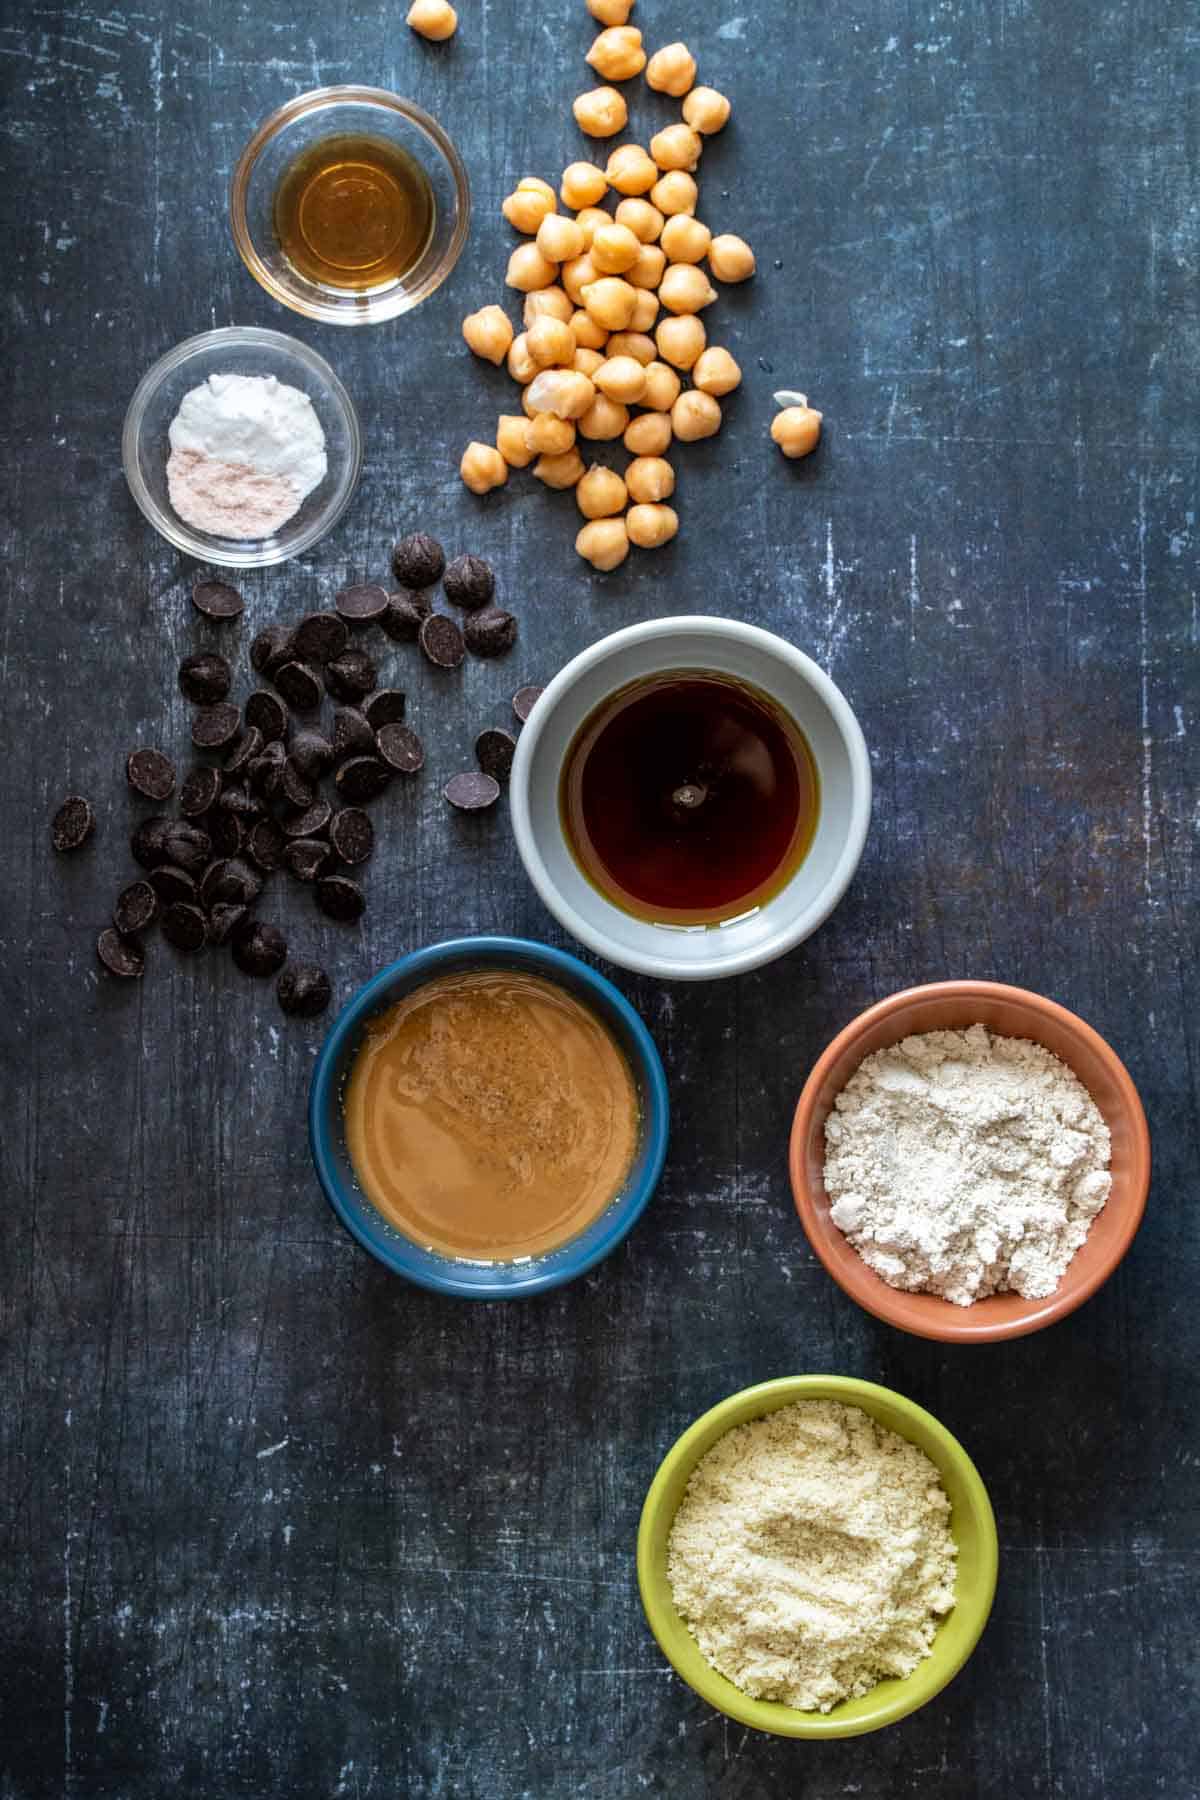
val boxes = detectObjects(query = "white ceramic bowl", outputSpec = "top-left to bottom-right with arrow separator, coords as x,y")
510,618 -> 872,981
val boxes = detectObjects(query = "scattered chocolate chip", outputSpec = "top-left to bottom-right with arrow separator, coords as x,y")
232,919 -> 287,977
325,648 -> 378,703
179,766 -> 223,817
280,759 -> 316,811
277,962 -> 332,1018
328,808 -> 374,865
250,624 -> 295,676
125,748 -> 175,801
392,532 -> 445,589
335,757 -> 392,802
130,815 -> 173,869
283,838 -> 332,882
179,651 -> 232,706
361,688 -> 407,730
52,795 -> 95,852
293,611 -> 349,665
247,817 -> 286,872
244,690 -> 288,742
331,707 -> 375,763
97,927 -> 144,978
163,823 -> 211,877
191,702 -> 242,749
273,661 -> 323,713
284,799 -> 332,840
248,741 -> 287,801
161,902 -> 208,953
444,771 -> 501,811
512,685 -> 543,723
207,902 -> 249,945
211,857 -> 263,906
191,578 -> 244,620
208,809 -> 245,859
335,582 -> 390,622
113,881 -> 157,936
218,783 -> 260,820
149,864 -> 198,908
443,553 -> 495,610
287,728 -> 333,783
315,874 -> 366,922
199,860 -> 228,910
464,607 -> 517,659
475,728 -> 517,782
382,590 -> 431,641
224,725 -> 264,778
375,723 -> 425,774
419,613 -> 465,670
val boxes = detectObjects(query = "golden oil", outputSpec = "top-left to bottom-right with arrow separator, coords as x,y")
273,133 -> 435,291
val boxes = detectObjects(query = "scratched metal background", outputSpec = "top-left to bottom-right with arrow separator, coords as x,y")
2,0 -> 1198,1794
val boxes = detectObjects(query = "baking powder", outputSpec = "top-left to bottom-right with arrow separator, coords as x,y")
166,372 -> 327,540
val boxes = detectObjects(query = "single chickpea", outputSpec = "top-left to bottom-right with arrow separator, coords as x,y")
771,401 -> 823,458
586,0 -> 634,25
536,213 -> 585,263
561,252 -> 599,304
650,123 -> 702,173
569,307 -> 609,349
576,517 -> 630,571
578,393 -> 629,440
506,331 -> 539,383
501,177 -> 556,233
525,367 -> 597,419
682,85 -> 731,134
573,206 -> 612,248
614,198 -> 663,243
594,354 -> 648,403
560,161 -> 608,209
460,442 -> 508,493
573,86 -> 628,138
649,170 -> 698,216
660,214 -> 711,264
581,275 -> 638,330
671,390 -> 721,441
630,287 -> 660,331
576,464 -> 629,519
625,454 -> 675,504
654,313 -> 706,369
526,412 -> 577,454
526,315 -> 577,368
496,414 -> 535,468
708,233 -> 756,282
573,345 -> 606,375
462,303 -> 514,365
591,221 -> 642,274
626,502 -> 679,548
645,41 -> 695,95
641,359 -> 682,409
624,410 -> 673,455
535,448 -> 586,488
524,285 -> 573,327
692,346 -> 741,396
627,243 -> 666,289
586,25 -> 645,80
605,330 -> 655,365
605,143 -> 659,195
506,242 -> 558,292
407,0 -> 457,40
658,263 -> 718,314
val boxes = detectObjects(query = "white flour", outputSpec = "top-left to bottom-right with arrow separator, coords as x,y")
823,1024 -> 1112,1305
166,372 -> 326,539
667,1400 -> 957,1713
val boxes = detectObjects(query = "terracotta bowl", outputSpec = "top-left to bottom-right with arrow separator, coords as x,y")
789,981 -> 1151,1343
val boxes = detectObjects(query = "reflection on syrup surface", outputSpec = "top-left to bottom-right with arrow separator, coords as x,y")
273,133 -> 435,291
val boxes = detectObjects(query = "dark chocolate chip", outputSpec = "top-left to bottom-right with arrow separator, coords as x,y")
178,651 -> 232,706
375,723 -> 425,775
113,880 -> 157,936
149,864 -> 198,908
464,607 -> 517,659
199,860 -> 228,910
244,690 -> 288,742
335,582 -> 390,622
315,875 -> 366,922
335,757 -> 392,802
97,927 -> 144,978
191,578 -> 244,620
292,611 -> 349,665
328,808 -> 374,865
444,771 -> 501,811
288,729 -> 334,782
191,702 -> 242,749
211,857 -> 263,906
330,708 -> 375,763
382,590 -> 431,641
125,748 -> 175,801
207,902 -> 249,946
52,795 -> 95,852
208,809 -> 244,859
443,553 -> 495,610
280,759 -> 316,811
512,685 -> 543,723
361,688 -> 407,730
273,661 -> 323,713
232,919 -> 287,977
283,837 -> 331,882
130,815 -> 173,869
391,532 -> 445,589
475,728 -> 516,782
163,823 -> 211,877
246,817 -> 286,872
218,783 -> 260,819
250,624 -> 295,676
179,766 -> 223,817
277,962 -> 332,1018
419,613 -> 465,669
283,799 -> 332,840
325,648 -> 378,703
224,725 -> 264,777
161,902 -> 208,953
247,741 -> 287,801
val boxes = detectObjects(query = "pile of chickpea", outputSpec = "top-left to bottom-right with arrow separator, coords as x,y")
457,0 -> 802,572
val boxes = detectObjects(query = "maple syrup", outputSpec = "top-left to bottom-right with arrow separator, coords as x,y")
273,133 -> 435,291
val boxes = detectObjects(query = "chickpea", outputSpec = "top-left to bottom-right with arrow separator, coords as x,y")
605,330 -> 655,364
506,242 -> 558,292
525,368 -> 597,419
682,85 -> 731,134
671,390 -> 721,441
569,307 -> 609,349
654,313 -> 706,369
507,331 -> 539,383
460,442 -> 508,493
771,403 -> 823,458
605,143 -> 659,195
594,354 -> 648,403
520,384 -> 540,420
501,177 -> 556,233
526,315 -> 577,368
708,233 -> 756,282
573,86 -> 628,138
650,123 -> 702,173
524,285 -> 573,327
561,252 -> 598,304
573,345 -> 605,376
462,303 -> 514,365
577,393 -> 629,440
586,0 -> 634,24
627,243 -> 666,289
535,448 -> 586,489
496,413 -> 535,468
560,161 -> 608,209
576,464 -> 628,519
536,213 -> 585,263
660,214 -> 711,264
407,0 -> 457,40
576,517 -> 630,571
641,359 -> 682,409
526,412 -> 577,454
692,346 -> 742,396
649,170 -> 698,216
586,25 -> 645,80
644,41 -> 696,96
630,287 -> 660,331
625,454 -> 675,503
580,275 -> 638,330
591,221 -> 642,274
658,263 -> 717,315
626,503 -> 679,548
623,410 -> 673,455
573,206 -> 612,248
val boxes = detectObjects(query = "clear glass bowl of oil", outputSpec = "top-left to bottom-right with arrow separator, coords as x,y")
231,86 -> 471,326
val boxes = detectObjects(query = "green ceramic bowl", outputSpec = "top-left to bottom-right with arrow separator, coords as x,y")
637,1375 -> 998,1739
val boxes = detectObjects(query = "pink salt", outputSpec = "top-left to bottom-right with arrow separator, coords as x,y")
166,448 -> 302,540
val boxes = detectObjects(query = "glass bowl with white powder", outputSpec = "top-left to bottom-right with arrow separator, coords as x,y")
122,327 -> 362,568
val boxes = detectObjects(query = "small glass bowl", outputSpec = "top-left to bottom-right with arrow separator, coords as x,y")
230,86 -> 471,326
122,326 -> 362,568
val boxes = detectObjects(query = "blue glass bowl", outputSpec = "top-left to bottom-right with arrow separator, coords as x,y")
308,936 -> 670,1297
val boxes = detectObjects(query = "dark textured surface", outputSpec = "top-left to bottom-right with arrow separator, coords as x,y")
2,0 -> 1198,1795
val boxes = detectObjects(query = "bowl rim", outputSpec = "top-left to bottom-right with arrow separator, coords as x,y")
789,979 -> 1152,1343
307,934 -> 670,1297
509,616 -> 873,980
637,1373 -> 999,1739
229,84 -> 472,326
121,325 -> 363,568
